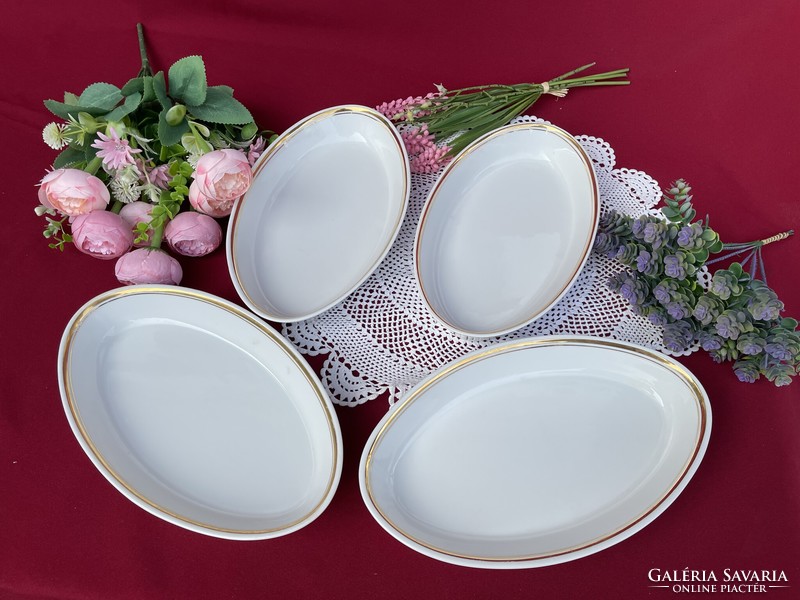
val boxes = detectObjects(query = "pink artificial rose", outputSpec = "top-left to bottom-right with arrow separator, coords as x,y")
164,211 -> 222,257
115,248 -> 183,286
38,168 -> 110,216
189,149 -> 252,217
119,201 -> 154,247
71,211 -> 133,260
188,181 -> 238,218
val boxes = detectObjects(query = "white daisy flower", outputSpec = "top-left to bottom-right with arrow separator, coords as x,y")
109,165 -> 142,204
42,122 -> 67,150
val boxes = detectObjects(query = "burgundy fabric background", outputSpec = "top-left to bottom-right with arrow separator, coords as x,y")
1,1 -> 798,598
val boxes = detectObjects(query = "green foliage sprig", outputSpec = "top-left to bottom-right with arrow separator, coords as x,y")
596,180 -> 798,386
44,24 -> 261,171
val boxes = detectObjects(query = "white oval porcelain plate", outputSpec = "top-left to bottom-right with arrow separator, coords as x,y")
58,285 -> 342,540
360,337 -> 711,568
415,123 -> 599,337
228,105 -> 409,322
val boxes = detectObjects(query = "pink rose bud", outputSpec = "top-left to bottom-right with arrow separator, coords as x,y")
38,168 -> 110,217
119,201 -> 154,247
164,211 -> 222,257
71,210 -> 134,260
115,248 -> 183,286
189,149 -> 252,216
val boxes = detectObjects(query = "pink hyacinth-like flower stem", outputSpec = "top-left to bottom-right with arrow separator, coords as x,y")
399,125 -> 452,174
376,92 -> 439,122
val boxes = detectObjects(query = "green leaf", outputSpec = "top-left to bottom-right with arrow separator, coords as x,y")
693,247 -> 709,263
168,55 -> 207,106
53,147 -> 85,169
780,318 -> 798,330
186,87 -> 252,124
730,263 -> 744,278
79,82 -> 123,111
708,239 -> 723,253
44,99 -> 105,120
158,107 -> 190,146
64,92 -> 80,105
661,207 -> 678,219
153,71 -> 171,109
701,228 -> 717,242
142,76 -> 156,102
84,139 -> 100,162
121,77 -> 144,96
105,92 -> 142,122
212,84 -> 234,96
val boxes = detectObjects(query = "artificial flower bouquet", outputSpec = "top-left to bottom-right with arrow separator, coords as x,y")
375,63 -> 630,173
36,24 -> 272,285
595,181 -> 798,385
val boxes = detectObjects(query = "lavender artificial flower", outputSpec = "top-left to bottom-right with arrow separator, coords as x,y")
663,319 -> 695,353
594,232 -> 621,258
697,331 -> 724,351
643,221 -> 669,250
765,341 -> 793,361
631,217 -> 649,240
647,310 -> 669,327
715,310 -> 752,341
736,333 -> 766,356
676,222 -> 704,249
617,276 -> 647,306
746,286 -> 784,321
666,300 -> 692,321
663,254 -> 687,280
614,242 -> 640,266
734,362 -> 759,383
653,280 -> 677,305
693,295 -> 722,326
710,270 -> 740,300
765,331 -> 799,361
636,249 -> 662,277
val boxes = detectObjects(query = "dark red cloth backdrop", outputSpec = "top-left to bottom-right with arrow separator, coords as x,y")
2,1 -> 799,599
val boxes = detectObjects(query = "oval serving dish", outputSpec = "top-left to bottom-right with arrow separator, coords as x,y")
414,123 -> 599,337
58,285 -> 342,540
360,337 -> 711,568
227,105 -> 410,322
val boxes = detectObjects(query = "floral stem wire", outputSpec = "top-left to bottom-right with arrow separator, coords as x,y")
706,230 -> 794,286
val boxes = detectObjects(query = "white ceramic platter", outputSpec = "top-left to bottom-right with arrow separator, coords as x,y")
228,105 -> 409,322
415,123 -> 599,337
58,285 -> 342,540
360,337 -> 711,568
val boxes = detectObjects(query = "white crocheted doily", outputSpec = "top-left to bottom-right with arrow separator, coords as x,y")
282,115 -> 703,406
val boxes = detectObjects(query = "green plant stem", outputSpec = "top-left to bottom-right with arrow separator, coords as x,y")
149,221 -> 164,249
85,156 -> 103,175
136,24 -> 152,77
110,200 -> 124,214
440,66 -> 629,97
